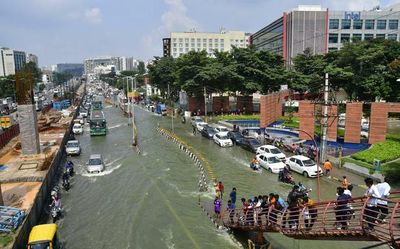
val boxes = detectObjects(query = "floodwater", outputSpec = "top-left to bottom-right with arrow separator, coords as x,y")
57,104 -> 387,249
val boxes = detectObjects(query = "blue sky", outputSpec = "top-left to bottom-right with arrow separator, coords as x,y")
0,0 -> 398,66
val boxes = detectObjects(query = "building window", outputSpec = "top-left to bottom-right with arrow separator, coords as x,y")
203,43 -> 207,47
389,20 -> 399,30
352,34 -> 362,41
209,48 -> 213,52
179,43 -> 183,47
388,34 -> 398,41
328,47 -> 338,52
329,19 -> 339,29
377,20 -> 387,30
179,38 -> 183,42
365,20 -> 375,29
185,43 -> 189,47
341,34 -> 350,43
191,43 -> 195,47
179,48 -> 183,52
341,19 -> 351,29
185,38 -> 189,42
353,20 -> 363,29
214,39 -> 218,42
191,38 -> 195,42
173,43 -> 177,47
172,38 -> 176,42
364,34 -> 374,40
185,48 -> 189,52
376,34 -> 385,39
209,39 -> 212,42
197,43 -> 201,47
173,53 -> 177,57
329,33 -> 338,43
197,38 -> 201,42
173,48 -> 177,52
203,38 -> 207,42
220,39 -> 224,42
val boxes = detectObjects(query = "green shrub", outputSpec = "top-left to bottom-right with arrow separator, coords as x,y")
214,115 -> 260,121
351,137 -> 400,164
382,160 -> 400,182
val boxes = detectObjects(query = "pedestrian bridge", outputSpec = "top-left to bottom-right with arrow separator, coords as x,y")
200,192 -> 400,248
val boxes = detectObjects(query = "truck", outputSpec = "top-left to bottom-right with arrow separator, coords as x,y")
156,104 -> 167,116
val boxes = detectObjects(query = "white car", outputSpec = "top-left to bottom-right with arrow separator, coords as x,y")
72,124 -> 83,135
196,122 -> 208,132
191,116 -> 204,127
256,153 -> 286,173
213,126 -> 229,134
213,132 -> 233,147
256,145 -> 286,162
286,155 -> 323,178
86,154 -> 105,173
65,140 -> 81,156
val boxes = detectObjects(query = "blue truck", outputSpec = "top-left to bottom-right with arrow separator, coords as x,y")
156,104 -> 167,116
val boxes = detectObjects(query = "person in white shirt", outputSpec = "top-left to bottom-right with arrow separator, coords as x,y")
376,177 -> 391,223
364,177 -> 380,229
344,184 -> 353,197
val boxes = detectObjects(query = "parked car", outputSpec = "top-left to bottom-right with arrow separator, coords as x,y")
201,126 -> 217,139
286,155 -> 323,178
79,109 -> 88,118
239,138 -> 261,153
256,153 -> 286,173
191,116 -> 204,127
213,132 -> 233,147
196,122 -> 208,132
86,154 -> 105,173
256,145 -> 286,162
65,140 -> 81,156
72,124 -> 83,135
213,126 -> 229,134
227,131 -> 244,145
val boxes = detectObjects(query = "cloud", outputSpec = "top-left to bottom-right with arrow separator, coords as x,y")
85,8 -> 102,24
327,0 -> 380,10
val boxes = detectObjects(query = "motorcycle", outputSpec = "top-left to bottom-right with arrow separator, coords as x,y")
50,205 -> 62,223
278,170 -> 295,185
65,161 -> 74,177
62,176 -> 70,191
249,161 -> 262,172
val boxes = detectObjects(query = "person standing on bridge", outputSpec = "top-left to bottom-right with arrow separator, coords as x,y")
376,177 -> 391,223
214,197 -> 222,219
364,177 -> 380,230
230,188 -> 237,204
218,181 -> 225,199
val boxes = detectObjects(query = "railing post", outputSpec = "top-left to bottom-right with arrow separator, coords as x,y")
360,197 -> 369,232
389,202 -> 399,244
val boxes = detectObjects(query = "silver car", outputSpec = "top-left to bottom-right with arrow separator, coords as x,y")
86,154 -> 105,173
65,140 -> 81,156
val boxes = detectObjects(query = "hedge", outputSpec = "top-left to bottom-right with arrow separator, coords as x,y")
351,135 -> 400,164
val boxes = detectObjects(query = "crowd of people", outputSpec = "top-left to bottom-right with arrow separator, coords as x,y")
212,174 -> 392,231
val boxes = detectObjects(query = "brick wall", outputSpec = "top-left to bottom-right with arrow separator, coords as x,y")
298,101 -> 315,140
212,96 -> 229,113
327,105 -> 338,141
369,102 -> 389,144
188,96 -> 205,115
236,96 -> 253,114
344,102 -> 363,143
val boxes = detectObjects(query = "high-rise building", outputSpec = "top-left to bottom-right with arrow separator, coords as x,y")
26,53 -> 39,66
252,4 -> 400,65
57,63 -> 84,76
163,30 -> 251,58
84,57 -> 121,74
0,47 -> 27,76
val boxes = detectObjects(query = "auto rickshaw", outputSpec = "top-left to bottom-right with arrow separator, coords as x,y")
27,224 -> 60,249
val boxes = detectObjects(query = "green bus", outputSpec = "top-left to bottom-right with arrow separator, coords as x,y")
91,96 -> 103,110
89,110 -> 107,136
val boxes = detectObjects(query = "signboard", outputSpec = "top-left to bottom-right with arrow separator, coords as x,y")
128,91 -> 139,98
344,11 -> 361,20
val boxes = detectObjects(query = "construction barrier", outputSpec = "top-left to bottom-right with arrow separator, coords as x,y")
0,124 -> 20,150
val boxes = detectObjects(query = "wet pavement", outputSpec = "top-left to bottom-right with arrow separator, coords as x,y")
56,104 -> 388,249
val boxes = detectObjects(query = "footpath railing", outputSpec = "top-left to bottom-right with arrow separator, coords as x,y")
0,124 -> 20,150
206,192 -> 400,247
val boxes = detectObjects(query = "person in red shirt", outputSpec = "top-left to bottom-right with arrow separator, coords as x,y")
218,181 -> 224,198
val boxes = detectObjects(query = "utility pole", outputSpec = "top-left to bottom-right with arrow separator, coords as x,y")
204,86 -> 207,122
168,84 -> 174,133
320,73 -> 329,163
126,77 -> 131,126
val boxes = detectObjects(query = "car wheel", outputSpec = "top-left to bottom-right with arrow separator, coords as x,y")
303,171 -> 309,177
268,168 -> 272,173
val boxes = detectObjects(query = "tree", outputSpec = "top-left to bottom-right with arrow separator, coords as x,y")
23,62 -> 41,82
0,75 -> 16,99
138,61 -> 146,75
147,56 -> 177,98
53,72 -> 73,85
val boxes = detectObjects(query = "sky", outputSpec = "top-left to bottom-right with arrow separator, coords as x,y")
0,0 -> 399,67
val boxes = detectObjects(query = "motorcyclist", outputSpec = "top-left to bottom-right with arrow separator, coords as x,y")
65,161 -> 74,176
62,171 -> 70,190
250,157 -> 258,170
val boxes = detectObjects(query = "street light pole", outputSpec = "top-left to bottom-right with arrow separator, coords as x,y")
295,128 -> 321,202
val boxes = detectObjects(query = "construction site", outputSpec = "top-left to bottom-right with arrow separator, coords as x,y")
0,82 -> 84,248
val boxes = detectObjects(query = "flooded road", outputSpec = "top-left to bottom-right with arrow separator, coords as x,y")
58,104 -> 387,249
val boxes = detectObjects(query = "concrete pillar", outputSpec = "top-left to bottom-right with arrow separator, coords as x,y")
344,103 -> 363,143
369,103 -> 388,144
299,101 -> 315,141
18,104 -> 40,154
327,105 -> 338,142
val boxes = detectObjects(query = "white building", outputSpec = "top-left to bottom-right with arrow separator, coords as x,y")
93,65 -> 115,75
84,57 -> 120,74
165,30 -> 251,58
26,53 -> 39,66
0,47 -> 27,76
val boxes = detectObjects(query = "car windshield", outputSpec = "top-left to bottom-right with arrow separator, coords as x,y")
303,159 -> 315,167
270,148 -> 281,154
268,157 -> 281,164
220,135 -> 229,140
74,124 -> 81,128
249,140 -> 260,145
67,142 -> 79,148
30,242 -> 50,249
89,158 -> 102,165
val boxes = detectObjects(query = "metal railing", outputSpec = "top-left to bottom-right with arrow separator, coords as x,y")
215,192 -> 400,246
